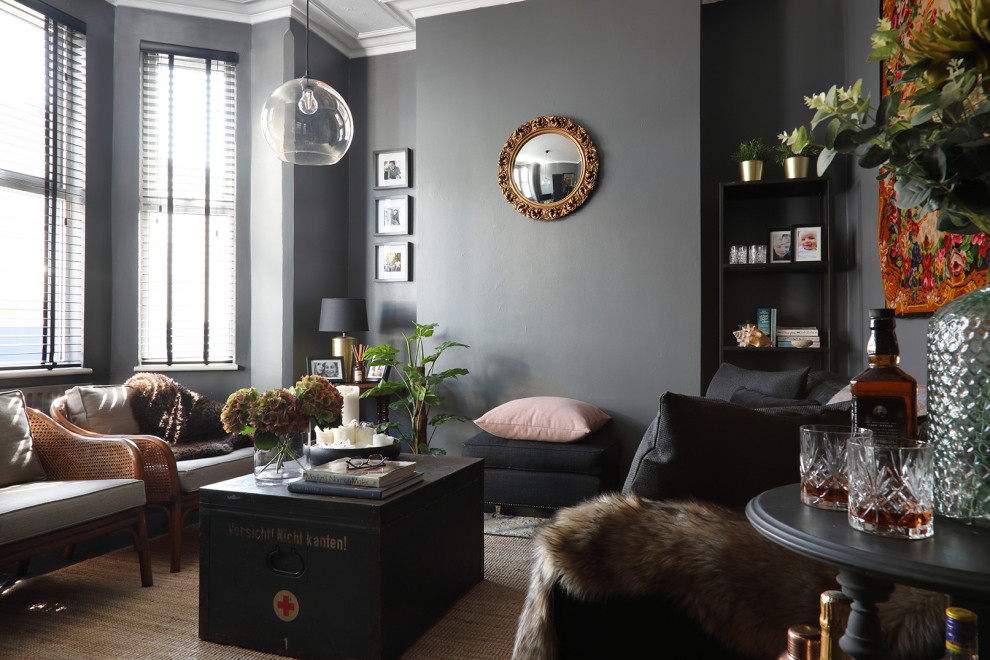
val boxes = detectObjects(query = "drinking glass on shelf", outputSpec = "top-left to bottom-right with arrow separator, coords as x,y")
749,244 -> 767,264
846,436 -> 934,539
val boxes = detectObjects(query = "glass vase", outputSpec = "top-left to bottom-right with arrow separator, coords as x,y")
254,433 -> 307,484
926,283 -> 990,527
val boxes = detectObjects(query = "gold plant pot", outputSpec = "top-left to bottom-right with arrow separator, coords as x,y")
739,160 -> 764,182
784,156 -> 810,179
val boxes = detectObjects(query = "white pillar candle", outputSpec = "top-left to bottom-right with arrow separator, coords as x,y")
372,433 -> 391,447
355,425 -> 374,448
337,385 -> 361,425
331,426 -> 352,446
314,427 -> 334,445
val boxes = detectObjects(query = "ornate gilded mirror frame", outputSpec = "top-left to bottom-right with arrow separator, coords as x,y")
497,115 -> 599,221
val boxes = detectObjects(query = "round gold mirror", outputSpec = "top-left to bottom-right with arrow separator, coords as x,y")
497,116 -> 598,220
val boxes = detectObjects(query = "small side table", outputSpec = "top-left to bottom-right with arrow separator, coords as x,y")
746,484 -> 990,660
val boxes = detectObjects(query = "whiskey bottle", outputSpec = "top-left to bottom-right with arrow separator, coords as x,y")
820,590 -> 852,660
944,607 -> 979,659
850,308 -> 918,439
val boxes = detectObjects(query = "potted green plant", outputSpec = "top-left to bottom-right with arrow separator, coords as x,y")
778,1 -> 990,526
731,138 -> 775,181
775,143 -> 822,179
361,322 -> 469,455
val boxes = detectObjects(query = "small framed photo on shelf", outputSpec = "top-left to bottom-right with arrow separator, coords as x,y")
307,356 -> 346,383
793,225 -> 822,262
374,148 -> 411,189
364,364 -> 391,383
375,195 -> 410,235
375,242 -> 411,281
768,228 -> 793,263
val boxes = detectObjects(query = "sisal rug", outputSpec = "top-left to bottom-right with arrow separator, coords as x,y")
0,525 -> 534,660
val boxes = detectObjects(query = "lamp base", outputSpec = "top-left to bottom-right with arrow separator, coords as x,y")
331,335 -> 355,382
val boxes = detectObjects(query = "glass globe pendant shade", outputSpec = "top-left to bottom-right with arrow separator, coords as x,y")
261,76 -> 353,165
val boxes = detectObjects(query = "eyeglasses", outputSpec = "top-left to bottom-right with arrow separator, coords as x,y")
346,454 -> 386,471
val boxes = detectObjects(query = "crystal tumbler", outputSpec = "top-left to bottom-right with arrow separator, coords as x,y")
799,425 -> 872,511
847,436 -> 934,539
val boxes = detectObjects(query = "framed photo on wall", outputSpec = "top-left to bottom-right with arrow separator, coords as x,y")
375,195 -> 410,235
375,242 -> 411,282
374,148 -> 411,189
768,228 -> 793,263
307,356 -> 345,383
793,225 -> 822,262
364,364 -> 391,383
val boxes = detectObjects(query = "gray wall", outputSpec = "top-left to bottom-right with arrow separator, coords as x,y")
409,0 -> 702,462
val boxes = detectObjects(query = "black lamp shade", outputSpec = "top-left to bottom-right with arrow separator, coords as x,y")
319,298 -> 368,333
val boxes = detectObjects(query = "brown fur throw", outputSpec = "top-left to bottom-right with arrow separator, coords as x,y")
124,373 -> 250,460
513,493 -> 945,660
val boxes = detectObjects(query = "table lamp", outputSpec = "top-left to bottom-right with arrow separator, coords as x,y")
318,298 -> 368,382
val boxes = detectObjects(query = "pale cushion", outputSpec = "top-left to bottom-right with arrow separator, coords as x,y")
175,446 -> 254,491
65,385 -> 141,435
0,390 -> 47,488
474,397 -> 611,442
0,479 -> 145,544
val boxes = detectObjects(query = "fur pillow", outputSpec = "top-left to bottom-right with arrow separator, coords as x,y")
513,494 -> 944,660
125,373 -> 229,446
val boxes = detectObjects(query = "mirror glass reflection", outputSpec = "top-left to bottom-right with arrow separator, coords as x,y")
511,132 -> 583,205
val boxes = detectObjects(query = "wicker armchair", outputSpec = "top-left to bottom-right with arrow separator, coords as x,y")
50,394 -> 252,573
1,408 -> 152,587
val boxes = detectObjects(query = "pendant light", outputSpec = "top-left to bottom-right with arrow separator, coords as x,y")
260,0 -> 353,165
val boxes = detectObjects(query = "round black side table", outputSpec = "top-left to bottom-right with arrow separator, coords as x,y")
746,484 -> 990,660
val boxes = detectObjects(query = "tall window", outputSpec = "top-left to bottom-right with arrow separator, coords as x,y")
0,0 -> 86,371
140,44 -> 237,367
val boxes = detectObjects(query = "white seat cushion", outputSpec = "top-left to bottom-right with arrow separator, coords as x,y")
175,446 -> 254,492
0,479 -> 146,545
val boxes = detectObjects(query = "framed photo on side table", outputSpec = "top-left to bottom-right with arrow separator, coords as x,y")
769,228 -> 793,263
364,364 -> 391,383
793,225 -> 822,262
307,356 -> 345,383
375,242 -> 411,282
375,196 -> 410,235
374,148 -> 411,189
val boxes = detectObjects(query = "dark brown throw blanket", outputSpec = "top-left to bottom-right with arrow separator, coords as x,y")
513,494 -> 945,660
124,373 -> 250,461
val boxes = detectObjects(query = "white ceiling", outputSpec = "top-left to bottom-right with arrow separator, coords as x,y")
108,0 -> 524,58
112,0 -> 724,59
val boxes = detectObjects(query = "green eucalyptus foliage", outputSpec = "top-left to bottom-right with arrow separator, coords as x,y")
361,322 -> 469,455
779,16 -> 990,236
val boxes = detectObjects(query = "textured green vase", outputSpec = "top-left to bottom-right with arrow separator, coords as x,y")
926,284 -> 990,527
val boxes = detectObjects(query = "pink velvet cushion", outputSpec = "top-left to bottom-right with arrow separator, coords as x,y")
474,397 -> 611,442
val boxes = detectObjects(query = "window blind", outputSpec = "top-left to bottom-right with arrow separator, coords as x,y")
139,47 -> 237,366
0,0 -> 86,370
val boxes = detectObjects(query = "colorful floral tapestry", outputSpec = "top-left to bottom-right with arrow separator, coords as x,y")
878,0 -> 989,316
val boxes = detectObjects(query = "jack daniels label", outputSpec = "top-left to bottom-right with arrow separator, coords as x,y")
852,396 -> 909,440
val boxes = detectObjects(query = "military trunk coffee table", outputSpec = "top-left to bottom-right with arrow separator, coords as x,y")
198,454 -> 483,660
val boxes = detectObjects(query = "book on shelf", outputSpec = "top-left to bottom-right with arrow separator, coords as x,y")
304,459 -> 417,487
776,339 -> 822,348
775,326 -> 819,337
288,472 -> 424,500
756,307 -> 778,347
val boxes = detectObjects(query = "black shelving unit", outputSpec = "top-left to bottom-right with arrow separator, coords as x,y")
717,177 -> 834,374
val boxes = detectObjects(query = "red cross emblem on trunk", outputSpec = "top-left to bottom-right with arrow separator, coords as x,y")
273,590 -> 300,622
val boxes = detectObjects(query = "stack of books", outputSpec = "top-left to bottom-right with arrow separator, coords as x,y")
288,459 -> 423,499
776,326 -> 821,348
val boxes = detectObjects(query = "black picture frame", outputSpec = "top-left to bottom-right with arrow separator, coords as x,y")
374,148 -> 411,189
364,364 -> 391,383
768,227 -> 793,263
793,224 -> 823,262
307,356 -> 345,383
